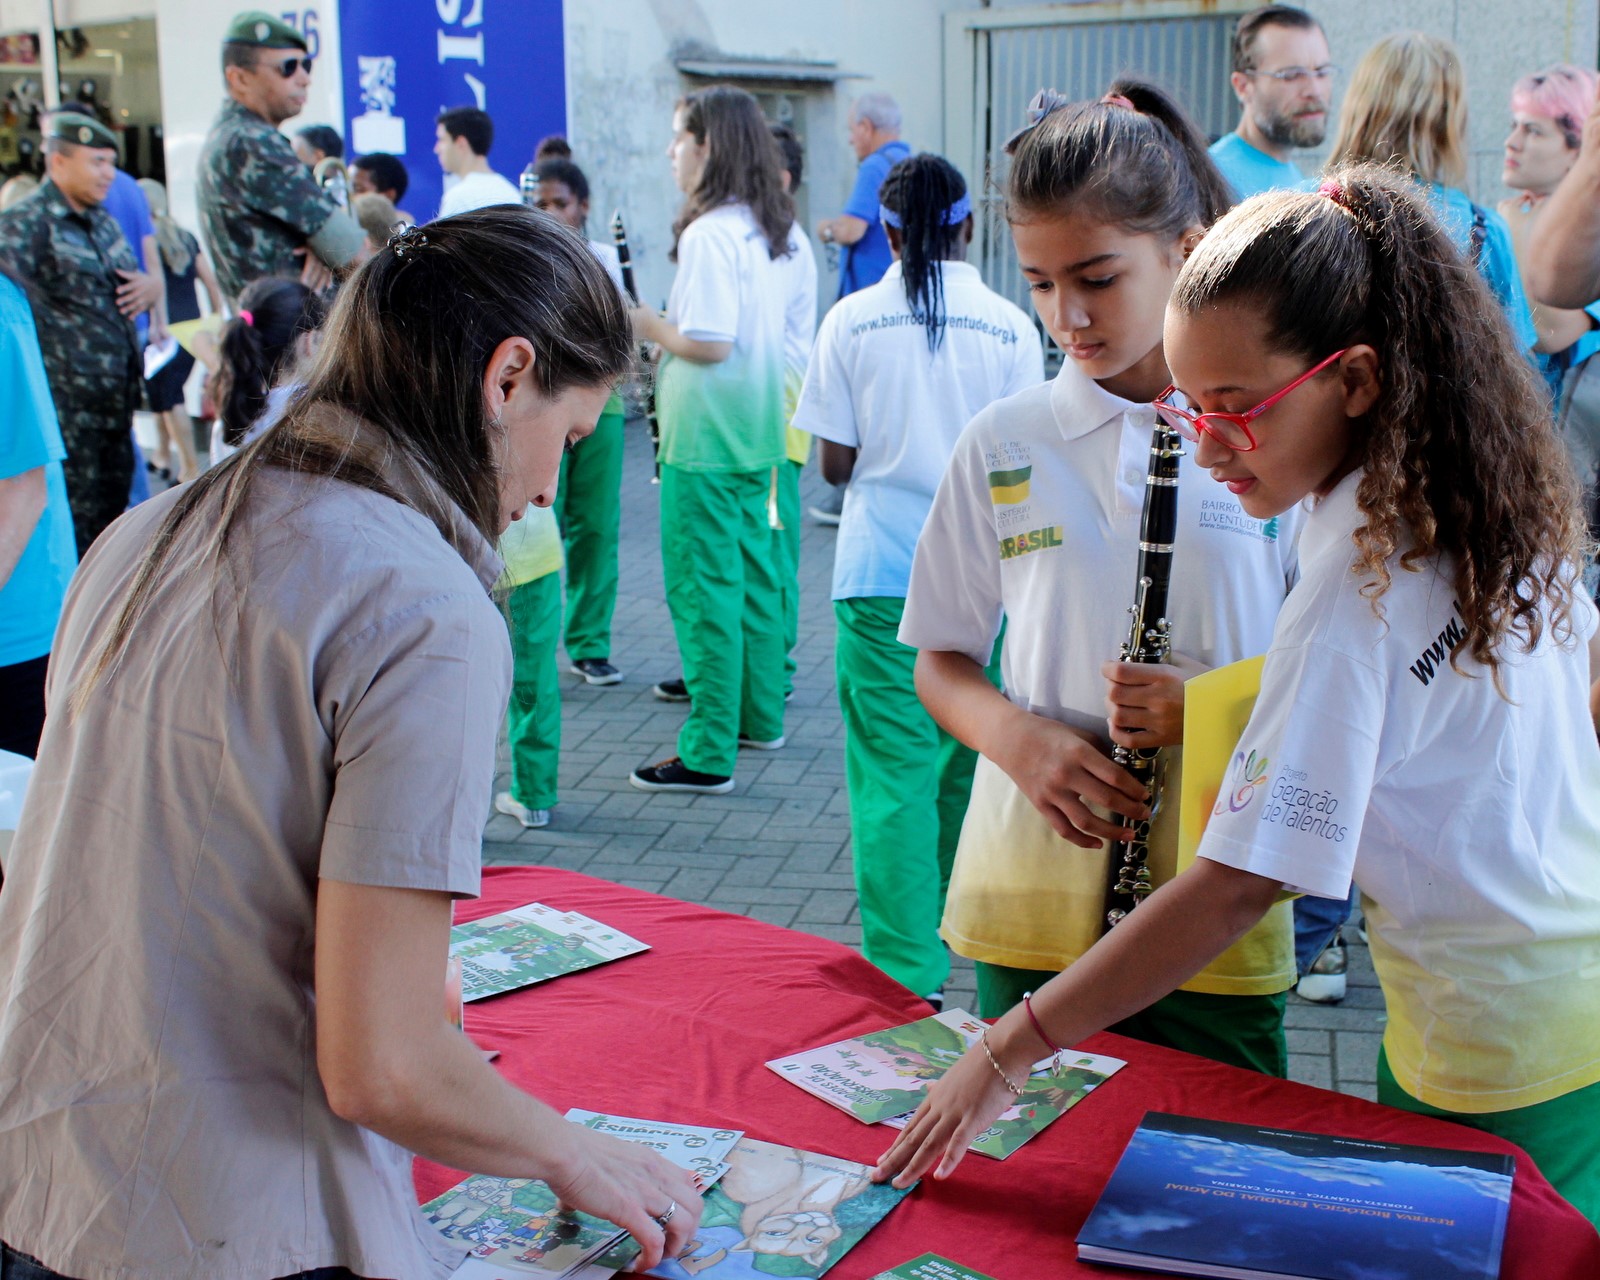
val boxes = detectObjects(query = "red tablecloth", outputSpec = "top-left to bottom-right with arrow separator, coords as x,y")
416,867 -> 1600,1279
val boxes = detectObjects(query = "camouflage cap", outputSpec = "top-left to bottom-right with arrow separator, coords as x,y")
47,110 -> 119,152
222,10 -> 308,51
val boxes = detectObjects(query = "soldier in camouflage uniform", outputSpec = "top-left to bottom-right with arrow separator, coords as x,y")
196,12 -> 364,302
0,113 -> 144,556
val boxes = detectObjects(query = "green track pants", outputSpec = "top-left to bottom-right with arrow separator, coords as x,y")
835,596 -> 990,997
660,464 -> 787,777
503,573 -> 563,810
554,406 -> 624,662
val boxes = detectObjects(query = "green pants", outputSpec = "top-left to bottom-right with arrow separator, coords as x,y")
1379,1047 -> 1600,1227
975,961 -> 1289,1078
554,405 -> 624,662
660,464 -> 786,776
836,597 -> 990,997
775,459 -> 803,695
503,573 -> 563,810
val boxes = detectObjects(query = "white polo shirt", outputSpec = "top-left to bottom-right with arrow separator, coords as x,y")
1199,469 -> 1600,1111
900,365 -> 1303,988
793,261 -> 1043,600
657,204 -> 815,473
586,238 -> 625,295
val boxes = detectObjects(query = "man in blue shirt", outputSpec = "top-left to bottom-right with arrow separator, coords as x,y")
1209,6 -> 1334,200
0,272 -> 78,758
816,93 -> 911,300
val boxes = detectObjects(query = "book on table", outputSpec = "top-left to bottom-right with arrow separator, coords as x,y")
1076,1111 -> 1514,1279
449,902 -> 649,1001
765,1007 -> 1125,1159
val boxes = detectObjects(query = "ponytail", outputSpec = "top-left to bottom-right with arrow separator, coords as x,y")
214,278 -> 327,446
1171,163 -> 1586,676
1005,77 -> 1232,238
879,154 -> 970,354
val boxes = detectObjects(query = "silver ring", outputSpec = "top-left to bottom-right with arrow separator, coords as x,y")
652,1199 -> 677,1229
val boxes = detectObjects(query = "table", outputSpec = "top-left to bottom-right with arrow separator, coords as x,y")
416,867 -> 1600,1279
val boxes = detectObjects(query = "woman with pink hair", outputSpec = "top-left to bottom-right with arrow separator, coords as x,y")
1500,63 -> 1600,592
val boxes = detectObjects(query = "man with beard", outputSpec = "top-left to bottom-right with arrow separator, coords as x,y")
1209,6 -> 1334,199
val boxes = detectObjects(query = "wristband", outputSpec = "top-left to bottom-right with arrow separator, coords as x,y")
1023,992 -> 1065,1071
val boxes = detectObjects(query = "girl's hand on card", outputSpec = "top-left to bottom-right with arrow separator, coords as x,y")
1102,660 -> 1188,748
995,712 -> 1148,848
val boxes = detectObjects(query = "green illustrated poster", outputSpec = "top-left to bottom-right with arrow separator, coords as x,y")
422,1174 -> 620,1274
869,1254 -> 999,1280
449,903 -> 649,1002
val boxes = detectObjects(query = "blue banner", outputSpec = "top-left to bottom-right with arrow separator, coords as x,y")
337,0 -> 566,222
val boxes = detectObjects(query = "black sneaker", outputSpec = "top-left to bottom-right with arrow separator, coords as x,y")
629,756 -> 734,794
653,677 -> 690,702
570,658 -> 622,686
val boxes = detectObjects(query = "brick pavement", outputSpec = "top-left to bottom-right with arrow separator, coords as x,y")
482,418 -> 1385,1096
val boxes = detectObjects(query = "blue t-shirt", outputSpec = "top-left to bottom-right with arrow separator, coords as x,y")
1424,184 -> 1538,353
0,276 -> 78,667
1208,132 -> 1303,200
837,139 -> 912,299
101,169 -> 155,346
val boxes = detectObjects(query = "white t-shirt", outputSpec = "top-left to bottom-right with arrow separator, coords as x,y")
793,261 -> 1043,599
1199,469 -> 1600,1111
437,170 -> 522,219
657,204 -> 816,473
587,238 -> 626,296
899,365 -> 1303,985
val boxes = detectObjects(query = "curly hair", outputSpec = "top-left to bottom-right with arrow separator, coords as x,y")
670,85 -> 794,261
1171,163 -> 1588,678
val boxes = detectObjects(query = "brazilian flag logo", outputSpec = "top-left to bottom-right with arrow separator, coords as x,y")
988,465 -> 1032,505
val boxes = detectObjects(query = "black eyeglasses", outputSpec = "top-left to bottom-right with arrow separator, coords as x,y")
270,55 -> 313,79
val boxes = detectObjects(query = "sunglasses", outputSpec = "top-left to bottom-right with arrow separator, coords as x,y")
268,55 -> 314,78
1155,349 -> 1347,453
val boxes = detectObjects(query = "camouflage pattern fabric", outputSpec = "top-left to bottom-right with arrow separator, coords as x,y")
197,97 -> 341,301
0,179 -> 141,554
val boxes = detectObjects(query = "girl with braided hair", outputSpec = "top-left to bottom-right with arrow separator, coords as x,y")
877,166 -> 1600,1226
901,80 -> 1302,1072
791,152 -> 1043,1004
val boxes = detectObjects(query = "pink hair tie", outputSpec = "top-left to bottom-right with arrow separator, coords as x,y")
1100,92 -> 1136,112
1317,180 -> 1349,207
239,309 -> 254,327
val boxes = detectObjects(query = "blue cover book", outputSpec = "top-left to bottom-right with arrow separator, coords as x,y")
1076,1112 -> 1513,1279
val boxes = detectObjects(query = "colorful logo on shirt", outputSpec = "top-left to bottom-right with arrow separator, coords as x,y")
998,525 -> 1064,560
1198,498 -> 1280,544
988,465 -> 1032,505
1213,748 -> 1270,816
1262,516 -> 1280,542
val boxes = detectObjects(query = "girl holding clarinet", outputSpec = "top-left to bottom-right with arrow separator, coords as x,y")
877,165 -> 1600,1227
899,81 -> 1303,1072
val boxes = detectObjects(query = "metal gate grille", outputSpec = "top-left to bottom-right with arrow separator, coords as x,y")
946,4 -> 1249,330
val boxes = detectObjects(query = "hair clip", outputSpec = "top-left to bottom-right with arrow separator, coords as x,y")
388,224 -> 430,258
1004,87 -> 1071,154
1100,92 -> 1137,111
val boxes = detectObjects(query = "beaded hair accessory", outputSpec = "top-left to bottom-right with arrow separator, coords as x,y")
387,224 -> 431,258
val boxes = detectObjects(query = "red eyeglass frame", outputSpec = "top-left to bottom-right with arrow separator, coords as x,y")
1155,348 -> 1348,452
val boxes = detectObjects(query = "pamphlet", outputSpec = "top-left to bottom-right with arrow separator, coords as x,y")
870,1255 -> 999,1280
768,1009 -> 1125,1158
1077,1112 -> 1514,1280
450,903 -> 649,1001
563,1109 -> 742,1183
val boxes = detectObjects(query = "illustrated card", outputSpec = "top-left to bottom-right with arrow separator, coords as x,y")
449,903 -> 649,1002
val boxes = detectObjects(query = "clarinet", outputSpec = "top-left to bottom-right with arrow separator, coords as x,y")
611,210 -> 662,482
1102,418 -> 1184,932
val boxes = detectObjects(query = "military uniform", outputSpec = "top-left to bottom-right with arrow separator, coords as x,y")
0,178 -> 141,557
196,12 -> 363,301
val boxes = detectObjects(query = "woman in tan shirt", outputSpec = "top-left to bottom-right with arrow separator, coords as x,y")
0,208 -> 703,1279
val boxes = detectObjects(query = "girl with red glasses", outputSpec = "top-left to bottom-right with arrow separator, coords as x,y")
878,165 -> 1600,1227
899,80 -> 1303,1078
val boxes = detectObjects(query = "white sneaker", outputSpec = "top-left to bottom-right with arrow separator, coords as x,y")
737,734 -> 786,751
494,792 -> 550,828
1295,933 -> 1348,1004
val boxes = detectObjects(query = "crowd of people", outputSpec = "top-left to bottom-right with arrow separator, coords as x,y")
1,3 -> 1600,1277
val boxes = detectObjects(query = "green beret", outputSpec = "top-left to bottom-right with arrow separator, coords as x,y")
222,10 -> 308,51
48,111 -> 118,152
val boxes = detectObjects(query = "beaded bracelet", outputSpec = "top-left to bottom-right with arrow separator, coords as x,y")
980,1029 -> 1025,1096
1023,992 -> 1065,1071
